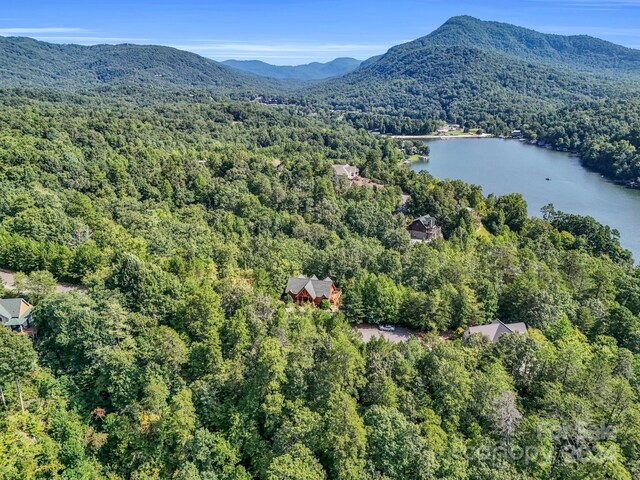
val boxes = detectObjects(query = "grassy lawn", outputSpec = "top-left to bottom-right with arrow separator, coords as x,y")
445,129 -> 483,136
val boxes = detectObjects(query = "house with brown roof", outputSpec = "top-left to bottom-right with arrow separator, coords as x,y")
284,275 -> 341,308
407,215 -> 443,242
462,319 -> 527,343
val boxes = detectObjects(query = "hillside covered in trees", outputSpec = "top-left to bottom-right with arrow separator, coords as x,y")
0,88 -> 639,479
307,16 -> 640,116
0,36 -> 282,92
1,14 -> 640,480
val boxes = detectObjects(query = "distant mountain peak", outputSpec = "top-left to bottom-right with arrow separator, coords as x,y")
398,15 -> 640,73
307,17 -> 640,126
221,57 -> 362,80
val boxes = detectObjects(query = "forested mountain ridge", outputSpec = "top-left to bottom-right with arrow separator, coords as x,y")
310,44 -> 629,119
0,36 -> 281,91
418,15 -> 640,74
222,57 -> 362,80
308,16 -> 640,121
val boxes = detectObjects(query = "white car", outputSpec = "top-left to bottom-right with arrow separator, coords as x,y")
378,324 -> 396,332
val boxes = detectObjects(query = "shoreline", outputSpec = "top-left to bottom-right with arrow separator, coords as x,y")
393,133 -> 639,191
391,133 -> 495,139
521,141 -> 640,191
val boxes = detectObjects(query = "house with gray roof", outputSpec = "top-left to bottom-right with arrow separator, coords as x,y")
407,215 -> 443,242
0,298 -> 33,332
462,319 -> 527,343
284,275 -> 342,308
332,164 -> 360,180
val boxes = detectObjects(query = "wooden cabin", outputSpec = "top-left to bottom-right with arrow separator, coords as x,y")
284,275 -> 342,308
407,215 -> 443,242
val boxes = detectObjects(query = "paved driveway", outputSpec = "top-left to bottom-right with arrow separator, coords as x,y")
355,323 -> 417,343
0,269 -> 84,294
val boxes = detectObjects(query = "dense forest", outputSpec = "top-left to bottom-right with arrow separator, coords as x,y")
1,14 -> 640,480
0,87 -> 639,479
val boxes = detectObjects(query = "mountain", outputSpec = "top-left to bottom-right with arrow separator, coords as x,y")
420,15 -> 640,74
307,16 -> 640,124
0,36 -> 276,91
221,57 -> 362,80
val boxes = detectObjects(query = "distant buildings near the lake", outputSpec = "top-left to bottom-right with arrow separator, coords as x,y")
437,124 -> 462,134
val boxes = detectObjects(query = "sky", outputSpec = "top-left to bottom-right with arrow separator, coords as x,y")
2,0 -> 640,65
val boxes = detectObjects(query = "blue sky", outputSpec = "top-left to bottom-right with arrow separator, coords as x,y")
2,0 -> 640,65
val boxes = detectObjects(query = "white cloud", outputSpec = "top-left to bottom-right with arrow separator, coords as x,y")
33,36 -> 151,43
528,0 -> 640,8
171,42 -> 394,63
0,27 -> 87,34
538,26 -> 640,37
214,54 -> 343,60
172,42 -> 390,54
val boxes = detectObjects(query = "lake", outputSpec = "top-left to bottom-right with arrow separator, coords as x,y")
410,138 -> 640,261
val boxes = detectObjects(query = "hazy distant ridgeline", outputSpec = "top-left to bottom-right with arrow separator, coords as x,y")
222,58 -> 362,80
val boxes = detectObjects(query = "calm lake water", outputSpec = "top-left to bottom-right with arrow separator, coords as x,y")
411,138 -> 640,261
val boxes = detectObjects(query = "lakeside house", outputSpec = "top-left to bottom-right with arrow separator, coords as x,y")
435,124 -> 461,135
332,164 -> 360,180
284,275 -> 342,308
511,130 -> 523,139
407,215 -> 443,242
462,319 -> 527,343
0,298 -> 33,333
